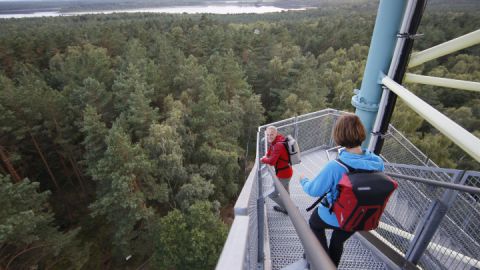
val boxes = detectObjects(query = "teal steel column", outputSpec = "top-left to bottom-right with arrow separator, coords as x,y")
352,0 -> 407,147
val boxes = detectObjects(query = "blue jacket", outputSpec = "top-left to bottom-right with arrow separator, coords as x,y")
300,148 -> 384,227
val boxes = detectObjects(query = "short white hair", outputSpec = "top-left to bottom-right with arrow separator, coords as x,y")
266,126 -> 277,133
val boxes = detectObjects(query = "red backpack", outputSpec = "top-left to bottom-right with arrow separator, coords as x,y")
307,159 -> 398,232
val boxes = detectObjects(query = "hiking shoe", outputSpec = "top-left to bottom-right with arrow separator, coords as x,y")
273,206 -> 288,215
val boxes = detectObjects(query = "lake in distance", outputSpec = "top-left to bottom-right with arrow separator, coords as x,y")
0,4 -> 310,19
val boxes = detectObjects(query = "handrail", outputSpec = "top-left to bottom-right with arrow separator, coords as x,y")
234,159 -> 259,216
217,132 -> 262,270
385,171 -> 480,194
266,165 -> 337,270
256,128 -> 265,268
381,74 -> 480,163
216,216 -> 250,270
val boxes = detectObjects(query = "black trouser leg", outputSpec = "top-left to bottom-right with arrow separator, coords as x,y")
308,208 -> 354,267
309,212 -> 328,252
329,229 -> 354,266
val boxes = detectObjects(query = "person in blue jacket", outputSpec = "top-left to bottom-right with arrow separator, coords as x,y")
300,113 -> 384,266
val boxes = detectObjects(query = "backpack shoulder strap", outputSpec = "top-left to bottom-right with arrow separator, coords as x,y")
306,193 -> 328,212
277,138 -> 291,164
335,158 -> 374,173
335,158 -> 352,172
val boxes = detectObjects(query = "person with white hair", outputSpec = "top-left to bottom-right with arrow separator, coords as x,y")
261,126 -> 293,214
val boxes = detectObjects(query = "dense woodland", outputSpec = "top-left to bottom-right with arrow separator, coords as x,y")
0,2 -> 479,269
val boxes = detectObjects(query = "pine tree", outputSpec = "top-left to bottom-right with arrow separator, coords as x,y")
142,122 -> 184,205
0,75 -> 26,182
282,93 -> 313,118
81,106 -> 108,177
206,50 -> 251,101
64,78 -> 113,127
149,34 -> 186,105
188,77 -> 242,203
151,201 -> 227,270
88,124 -> 154,260
0,174 -> 86,270
117,85 -> 159,142
163,95 -> 196,161
175,174 -> 215,211
112,64 -> 159,142
49,43 -> 114,90
173,55 -> 208,99
1,67 -> 68,191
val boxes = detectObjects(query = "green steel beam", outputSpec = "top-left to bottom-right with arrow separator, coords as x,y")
381,74 -> 480,163
408,29 -> 480,68
353,0 -> 407,148
405,73 -> 480,92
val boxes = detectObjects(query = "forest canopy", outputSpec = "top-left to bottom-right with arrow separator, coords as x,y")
0,2 -> 479,269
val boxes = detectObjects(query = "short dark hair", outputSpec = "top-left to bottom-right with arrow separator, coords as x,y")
333,114 -> 366,148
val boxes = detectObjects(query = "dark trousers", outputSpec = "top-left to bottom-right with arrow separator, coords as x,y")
309,208 -> 354,266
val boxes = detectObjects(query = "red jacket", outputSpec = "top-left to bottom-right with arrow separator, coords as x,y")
261,134 -> 293,179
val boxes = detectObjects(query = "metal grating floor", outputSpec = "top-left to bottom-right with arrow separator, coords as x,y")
264,149 -> 387,270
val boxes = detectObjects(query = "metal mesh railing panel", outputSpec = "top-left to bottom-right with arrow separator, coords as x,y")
379,164 -> 458,255
218,162 -> 259,270
258,126 -> 267,158
417,171 -> 480,270
380,164 -> 480,270
246,170 -> 259,270
260,110 -> 342,155
465,171 -> 480,202
381,125 -> 439,167
464,171 -> 480,187
421,198 -> 480,270
380,183 -> 441,254
295,114 -> 338,152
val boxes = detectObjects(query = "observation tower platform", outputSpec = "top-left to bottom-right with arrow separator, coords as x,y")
217,109 -> 480,270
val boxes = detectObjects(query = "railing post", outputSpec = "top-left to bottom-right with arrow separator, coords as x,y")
256,130 -> 265,269
328,114 -> 338,148
294,115 -> 299,141
404,170 -> 467,264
